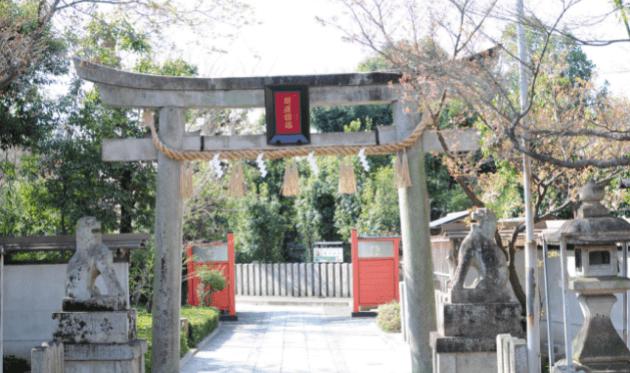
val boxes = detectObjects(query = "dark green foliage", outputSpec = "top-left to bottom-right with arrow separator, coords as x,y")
376,300 -> 401,333
3,355 -> 30,373
310,104 -> 392,133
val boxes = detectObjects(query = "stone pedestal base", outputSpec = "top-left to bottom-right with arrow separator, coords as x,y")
432,296 -> 523,373
53,309 -> 137,344
431,333 -> 498,373
437,302 -> 523,338
433,350 -> 497,373
553,360 -> 630,373
64,339 -> 147,373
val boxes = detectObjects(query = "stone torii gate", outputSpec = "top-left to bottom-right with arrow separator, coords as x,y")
73,58 -> 480,373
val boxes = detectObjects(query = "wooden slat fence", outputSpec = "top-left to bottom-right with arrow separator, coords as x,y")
234,263 -> 352,297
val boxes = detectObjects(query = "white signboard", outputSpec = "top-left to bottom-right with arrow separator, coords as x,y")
313,247 -> 343,263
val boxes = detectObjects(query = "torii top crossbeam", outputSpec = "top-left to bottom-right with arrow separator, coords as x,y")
73,58 -> 479,162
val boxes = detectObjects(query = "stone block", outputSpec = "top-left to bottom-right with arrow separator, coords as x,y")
437,302 -> 522,338
248,264 -> 254,296
306,264 -> 313,297
327,264 -> 334,297
64,339 -> 147,361
236,265 -> 242,295
52,310 -> 137,344
31,341 -> 64,373
273,263 -> 280,296
300,263 -> 306,297
62,296 -> 126,312
342,264 -> 349,297
321,264 -> 327,297
349,265 -> 353,297
313,264 -> 320,297
335,264 -> 341,297
292,263 -> 299,296
254,264 -> 260,296
267,264 -> 274,295
434,351 -> 497,373
430,331 -> 497,353
281,263 -> 287,296
65,358 -> 145,373
286,264 -> 293,296
260,264 -> 267,296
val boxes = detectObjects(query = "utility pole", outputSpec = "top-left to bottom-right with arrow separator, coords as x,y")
516,0 -> 541,372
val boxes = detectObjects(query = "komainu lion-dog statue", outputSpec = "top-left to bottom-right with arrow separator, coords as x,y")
447,208 -> 512,303
64,216 -> 126,310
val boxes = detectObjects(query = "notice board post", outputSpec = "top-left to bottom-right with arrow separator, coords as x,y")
351,229 -> 400,317
186,233 -> 237,321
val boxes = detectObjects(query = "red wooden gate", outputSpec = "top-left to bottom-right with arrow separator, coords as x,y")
186,233 -> 236,318
351,229 -> 400,314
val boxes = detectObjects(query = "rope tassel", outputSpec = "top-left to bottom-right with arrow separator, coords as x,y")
394,150 -> 412,189
228,161 -> 245,198
338,157 -> 357,194
179,161 -> 194,199
281,160 -> 299,196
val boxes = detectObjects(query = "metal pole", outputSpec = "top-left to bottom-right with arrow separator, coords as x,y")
516,0 -> 540,371
559,237 -> 573,367
624,242 -> 629,345
542,239 -> 555,365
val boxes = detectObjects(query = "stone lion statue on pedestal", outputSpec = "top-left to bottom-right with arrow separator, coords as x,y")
447,208 -> 512,303
65,216 -> 126,310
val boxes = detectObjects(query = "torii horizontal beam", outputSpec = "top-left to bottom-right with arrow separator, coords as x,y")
102,127 -> 480,162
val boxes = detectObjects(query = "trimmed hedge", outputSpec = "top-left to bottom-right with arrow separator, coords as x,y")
376,300 -> 401,333
181,305 -> 220,347
137,306 -> 220,373
3,355 -> 29,373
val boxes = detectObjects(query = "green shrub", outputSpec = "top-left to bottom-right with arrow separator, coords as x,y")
136,306 -> 219,373
376,300 -> 401,333
195,265 -> 227,307
3,355 -> 30,373
181,305 -> 220,347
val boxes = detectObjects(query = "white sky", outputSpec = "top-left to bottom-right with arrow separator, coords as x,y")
158,0 -> 630,99
172,0 -> 371,78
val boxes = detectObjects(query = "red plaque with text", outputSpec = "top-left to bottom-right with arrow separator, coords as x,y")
274,92 -> 301,134
265,85 -> 310,145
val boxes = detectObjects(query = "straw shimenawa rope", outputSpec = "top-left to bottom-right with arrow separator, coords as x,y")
142,110 -> 429,161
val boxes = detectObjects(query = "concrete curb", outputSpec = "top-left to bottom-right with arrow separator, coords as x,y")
236,296 -> 352,307
179,321 -> 222,369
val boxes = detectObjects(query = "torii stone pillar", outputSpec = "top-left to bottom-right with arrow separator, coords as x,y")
394,102 -> 437,372
153,107 -> 185,373
73,58 -> 479,373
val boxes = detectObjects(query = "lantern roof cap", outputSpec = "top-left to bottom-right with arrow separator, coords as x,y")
546,179 -> 630,245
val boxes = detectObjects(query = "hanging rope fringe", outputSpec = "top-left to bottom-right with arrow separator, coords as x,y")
141,109 -> 430,161
228,161 -> 245,198
338,157 -> 357,194
179,161 -> 194,199
280,160 -> 299,196
394,150 -> 412,189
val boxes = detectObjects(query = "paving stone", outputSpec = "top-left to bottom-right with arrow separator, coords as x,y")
180,303 -> 411,373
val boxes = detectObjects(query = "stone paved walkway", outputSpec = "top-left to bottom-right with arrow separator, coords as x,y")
180,304 -> 411,373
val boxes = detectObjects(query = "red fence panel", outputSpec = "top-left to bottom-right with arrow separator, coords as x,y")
352,229 -> 400,313
186,233 -> 235,316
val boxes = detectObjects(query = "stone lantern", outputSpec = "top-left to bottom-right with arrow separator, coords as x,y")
549,180 -> 630,373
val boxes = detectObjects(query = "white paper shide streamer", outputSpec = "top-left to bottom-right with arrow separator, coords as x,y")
358,148 -> 369,172
256,153 -> 267,178
307,151 -> 319,176
212,153 -> 223,178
